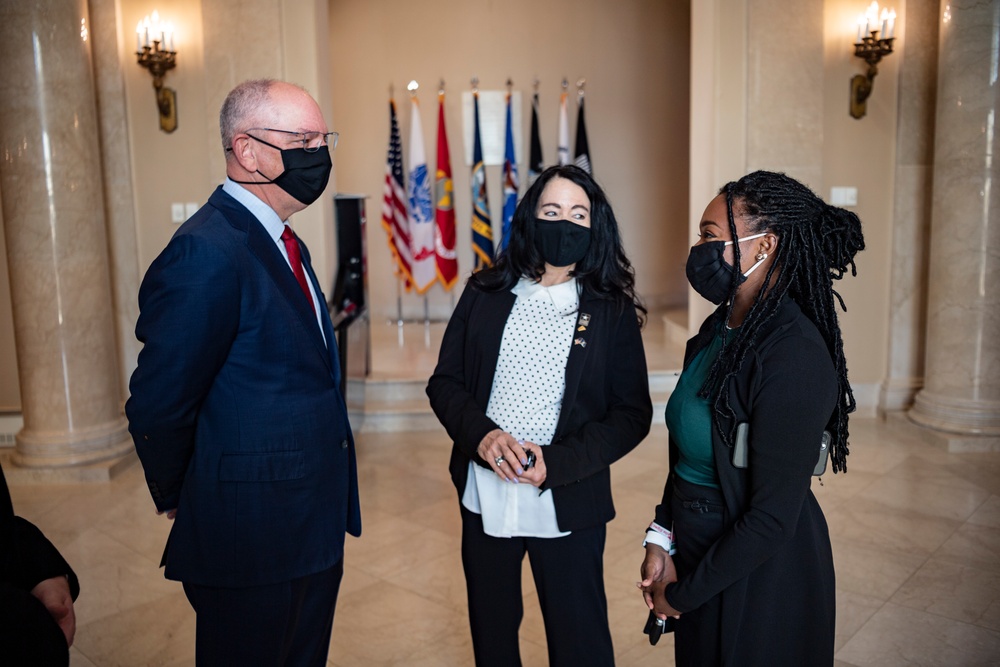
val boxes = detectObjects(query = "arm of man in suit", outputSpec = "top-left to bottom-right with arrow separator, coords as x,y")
126,233 -> 240,512
540,306 -> 653,489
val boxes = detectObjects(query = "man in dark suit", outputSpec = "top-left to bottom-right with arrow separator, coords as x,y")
125,79 -> 361,666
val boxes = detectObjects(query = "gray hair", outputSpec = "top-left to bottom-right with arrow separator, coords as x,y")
219,79 -> 276,154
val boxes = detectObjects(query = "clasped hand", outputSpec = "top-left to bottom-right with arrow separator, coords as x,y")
31,576 -> 76,647
637,544 -> 682,621
477,428 -> 546,487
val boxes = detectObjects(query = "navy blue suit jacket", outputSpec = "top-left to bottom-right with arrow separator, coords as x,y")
126,186 -> 361,588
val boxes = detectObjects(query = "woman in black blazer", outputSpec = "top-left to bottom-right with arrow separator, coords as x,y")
428,165 -> 652,666
638,171 -> 865,666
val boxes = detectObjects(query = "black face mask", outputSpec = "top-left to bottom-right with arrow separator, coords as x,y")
533,218 -> 591,267
232,134 -> 332,205
685,232 -> 767,304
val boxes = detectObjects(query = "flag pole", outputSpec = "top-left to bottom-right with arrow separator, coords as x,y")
395,277 -> 403,327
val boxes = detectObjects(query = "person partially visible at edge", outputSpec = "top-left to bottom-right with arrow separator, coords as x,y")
638,170 -> 865,666
0,462 -> 79,667
125,79 -> 360,666
427,164 -> 653,666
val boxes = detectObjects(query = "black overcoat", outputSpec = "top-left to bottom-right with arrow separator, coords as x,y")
655,298 -> 838,666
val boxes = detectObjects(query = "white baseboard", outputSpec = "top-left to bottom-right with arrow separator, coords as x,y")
850,383 -> 879,417
0,413 -> 23,448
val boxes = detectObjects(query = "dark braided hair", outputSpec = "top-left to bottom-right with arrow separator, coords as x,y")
470,164 -> 646,324
699,171 -> 865,473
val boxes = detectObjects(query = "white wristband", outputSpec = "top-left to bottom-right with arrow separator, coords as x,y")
642,522 -> 676,555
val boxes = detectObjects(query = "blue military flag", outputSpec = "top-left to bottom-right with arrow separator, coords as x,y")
470,91 -> 494,270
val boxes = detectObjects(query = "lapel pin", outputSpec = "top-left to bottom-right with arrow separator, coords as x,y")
574,337 -> 587,347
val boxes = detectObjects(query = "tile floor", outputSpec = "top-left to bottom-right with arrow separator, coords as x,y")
6,319 -> 1000,666
10,419 -> 1000,666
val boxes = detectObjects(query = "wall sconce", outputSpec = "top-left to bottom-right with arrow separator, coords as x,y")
850,2 -> 895,119
135,11 -> 178,133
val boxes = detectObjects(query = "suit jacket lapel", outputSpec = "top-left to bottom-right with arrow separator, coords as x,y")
556,292 -> 593,438
299,240 -> 340,381
220,194 -> 330,372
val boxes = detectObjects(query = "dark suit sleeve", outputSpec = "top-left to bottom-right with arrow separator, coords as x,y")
1,467 -> 79,600
665,332 -> 838,613
542,306 -> 652,488
6,518 -> 80,601
426,286 -> 500,464
125,233 -> 240,511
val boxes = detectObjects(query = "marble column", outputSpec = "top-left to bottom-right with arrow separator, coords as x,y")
908,0 -> 1000,444
0,0 -> 133,468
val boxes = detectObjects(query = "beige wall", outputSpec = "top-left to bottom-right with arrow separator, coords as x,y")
327,0 -> 692,320
822,0 -> 899,398
0,0 -> 923,416
689,0 -> 903,408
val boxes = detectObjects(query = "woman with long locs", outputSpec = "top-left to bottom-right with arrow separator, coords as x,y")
639,170 -> 865,666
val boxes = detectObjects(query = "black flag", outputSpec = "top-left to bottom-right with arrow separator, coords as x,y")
574,92 -> 591,175
528,92 -> 544,187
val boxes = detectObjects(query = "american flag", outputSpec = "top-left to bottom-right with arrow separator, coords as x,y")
381,99 -> 412,289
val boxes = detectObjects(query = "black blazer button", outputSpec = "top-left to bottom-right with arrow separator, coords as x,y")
340,439 -> 349,449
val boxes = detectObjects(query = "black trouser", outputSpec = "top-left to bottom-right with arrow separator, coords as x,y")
460,506 -> 614,667
671,476 -> 726,667
182,558 -> 343,667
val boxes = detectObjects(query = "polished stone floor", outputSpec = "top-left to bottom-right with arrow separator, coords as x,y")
7,319 -> 1000,665
9,418 -> 1000,666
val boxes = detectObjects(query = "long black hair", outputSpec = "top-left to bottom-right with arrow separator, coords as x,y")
701,170 -> 865,473
470,164 -> 646,322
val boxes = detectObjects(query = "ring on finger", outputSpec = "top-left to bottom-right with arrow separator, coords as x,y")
495,456 -> 505,466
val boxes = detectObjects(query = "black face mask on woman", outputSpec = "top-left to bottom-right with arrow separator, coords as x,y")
533,218 -> 591,267
231,134 -> 332,206
685,232 -> 767,304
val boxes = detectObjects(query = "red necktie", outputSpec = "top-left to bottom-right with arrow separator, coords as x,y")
280,226 -> 315,315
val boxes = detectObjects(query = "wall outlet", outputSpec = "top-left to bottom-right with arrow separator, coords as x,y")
185,202 -> 199,218
830,187 -> 858,207
171,203 -> 185,223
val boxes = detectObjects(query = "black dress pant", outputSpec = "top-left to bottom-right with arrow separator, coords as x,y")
461,506 -> 614,667
182,558 -> 343,667
670,476 -> 726,667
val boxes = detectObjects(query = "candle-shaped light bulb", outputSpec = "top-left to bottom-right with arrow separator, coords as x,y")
879,8 -> 889,37
856,14 -> 866,42
866,1 -> 879,36
143,16 -> 150,47
136,21 -> 143,51
165,23 -> 174,51
887,9 -> 896,38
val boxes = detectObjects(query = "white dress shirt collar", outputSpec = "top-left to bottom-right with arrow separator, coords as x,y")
511,276 -> 579,317
223,178 -> 286,244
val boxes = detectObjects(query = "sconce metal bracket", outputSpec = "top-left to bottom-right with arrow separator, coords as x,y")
137,41 -> 178,133
850,34 -> 894,119
155,82 -> 178,133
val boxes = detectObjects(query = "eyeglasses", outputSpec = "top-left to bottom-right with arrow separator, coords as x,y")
247,127 -> 339,152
